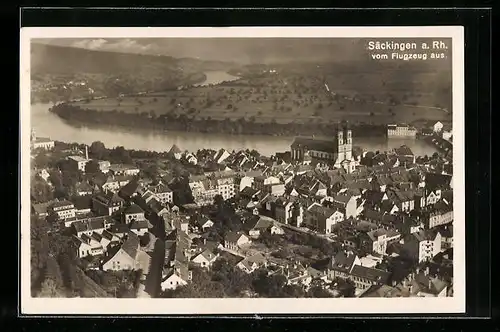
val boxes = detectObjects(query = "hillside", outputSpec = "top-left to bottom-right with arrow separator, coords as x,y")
30,43 -> 239,103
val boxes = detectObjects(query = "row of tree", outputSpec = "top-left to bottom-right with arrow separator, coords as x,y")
50,103 -> 388,138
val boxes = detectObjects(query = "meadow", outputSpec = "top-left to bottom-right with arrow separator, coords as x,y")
70,68 -> 452,127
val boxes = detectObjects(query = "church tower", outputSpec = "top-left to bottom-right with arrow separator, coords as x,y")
31,129 -> 36,142
345,128 -> 353,160
337,130 -> 345,163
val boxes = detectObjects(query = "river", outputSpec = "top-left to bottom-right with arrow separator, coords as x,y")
30,71 -> 437,157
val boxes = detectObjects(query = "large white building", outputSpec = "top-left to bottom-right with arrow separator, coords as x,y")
67,146 -> 91,172
189,171 -> 237,206
387,124 -> 417,138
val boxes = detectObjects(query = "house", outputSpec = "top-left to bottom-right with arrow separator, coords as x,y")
102,232 -> 141,271
49,200 -> 76,221
371,175 -> 393,192
359,228 -> 389,256
284,262 -> 312,287
272,198 -> 295,225
92,191 -> 124,216
161,228 -> 193,291
161,260 -> 190,290
108,164 -> 140,177
425,188 -> 442,206
118,178 -> 141,200
425,172 -> 452,192
147,181 -> 174,204
270,224 -> 285,235
386,188 -> 415,212
184,152 -> 198,165
107,223 -> 130,238
349,265 -> 391,293
97,160 -> 111,173
327,250 -> 361,281
32,200 -> 58,218
252,175 -> 281,192
402,230 -> 442,263
236,253 -> 267,274
123,204 -> 146,224
442,130 -> 453,141
196,217 -> 214,232
189,171 -> 237,206
72,216 -> 111,237
67,155 -> 91,172
74,234 -> 104,258
390,267 -> 448,297
240,186 -> 260,201
130,219 -> 151,236
73,195 -> 93,216
305,203 -> 344,235
331,193 -> 358,219
243,215 -> 279,238
191,249 -> 219,269
239,171 -> 263,192
394,145 -> 416,164
224,231 -> 251,251
37,169 -> 51,182
439,225 -> 453,249
265,183 -> 286,196
213,148 -> 231,164
75,181 -> 93,196
426,199 -> 453,228
433,121 -> 444,133
328,250 -> 390,293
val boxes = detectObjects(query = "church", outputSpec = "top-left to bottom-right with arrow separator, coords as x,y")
31,129 -> 55,151
290,126 -> 357,173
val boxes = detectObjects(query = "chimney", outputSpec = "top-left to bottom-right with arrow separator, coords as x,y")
425,266 -> 429,276
85,145 -> 89,160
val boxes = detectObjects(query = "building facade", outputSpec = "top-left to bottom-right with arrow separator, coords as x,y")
387,124 -> 417,138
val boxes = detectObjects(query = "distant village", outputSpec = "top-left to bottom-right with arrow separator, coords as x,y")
30,121 -> 454,299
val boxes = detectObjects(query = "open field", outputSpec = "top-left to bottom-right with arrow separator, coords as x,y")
70,69 -> 451,126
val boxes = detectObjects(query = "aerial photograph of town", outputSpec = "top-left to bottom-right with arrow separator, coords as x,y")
28,35 -> 454,301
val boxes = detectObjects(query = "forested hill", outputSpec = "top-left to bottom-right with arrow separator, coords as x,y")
31,43 -> 236,76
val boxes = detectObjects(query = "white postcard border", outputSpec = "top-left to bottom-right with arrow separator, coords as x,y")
20,26 -> 465,315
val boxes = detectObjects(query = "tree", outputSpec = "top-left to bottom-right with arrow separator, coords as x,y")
84,160 -> 100,174
37,278 -> 66,298
31,177 -> 53,203
252,269 -> 288,297
33,152 -> 51,169
89,141 -> 106,159
31,217 -> 49,294
307,285 -> 334,298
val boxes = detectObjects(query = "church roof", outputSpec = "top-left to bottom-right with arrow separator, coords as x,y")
291,137 -> 339,154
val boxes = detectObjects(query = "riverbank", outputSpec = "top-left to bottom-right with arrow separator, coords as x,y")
30,71 -> 208,106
